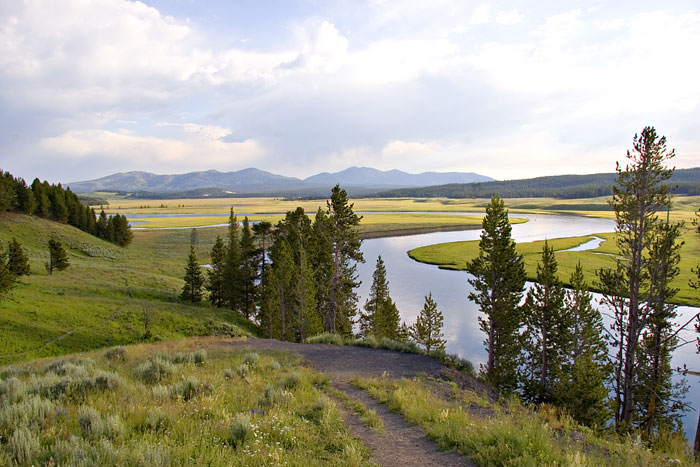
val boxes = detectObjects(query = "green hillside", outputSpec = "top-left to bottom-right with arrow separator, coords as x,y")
0,213 -> 259,365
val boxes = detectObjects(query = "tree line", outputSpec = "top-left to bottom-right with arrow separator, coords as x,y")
0,170 -> 132,247
469,127 -> 694,443
181,185 -> 446,352
370,167 -> 700,199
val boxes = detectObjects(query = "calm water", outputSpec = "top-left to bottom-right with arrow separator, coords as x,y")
356,213 -> 700,442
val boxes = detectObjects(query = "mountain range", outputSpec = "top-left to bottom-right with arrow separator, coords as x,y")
67,167 -> 494,194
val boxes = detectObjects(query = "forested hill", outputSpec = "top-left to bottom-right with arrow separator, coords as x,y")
370,167 -> 700,199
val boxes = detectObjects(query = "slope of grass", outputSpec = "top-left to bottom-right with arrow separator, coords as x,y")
408,227 -> 700,306
0,214 -> 259,365
353,376 -> 696,466
0,338 -> 373,466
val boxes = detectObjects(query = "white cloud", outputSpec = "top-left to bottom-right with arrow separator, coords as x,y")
40,126 -> 264,169
470,4 -> 491,25
495,9 -> 524,25
282,21 -> 348,73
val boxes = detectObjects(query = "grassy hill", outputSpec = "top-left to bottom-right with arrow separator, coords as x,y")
0,213 -> 258,365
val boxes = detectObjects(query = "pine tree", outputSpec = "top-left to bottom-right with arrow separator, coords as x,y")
597,126 -> 679,431
410,293 -> 445,353
96,209 -> 108,239
223,209 -> 241,312
520,240 -> 569,404
326,185 -> 364,336
361,255 -> 400,339
555,263 -> 610,427
206,236 -> 226,308
239,217 -> 257,319
0,243 -> 16,296
7,238 -> 30,276
253,221 -> 272,319
31,178 -> 49,218
181,245 -> 204,303
310,208 -> 334,334
635,218 -> 686,436
263,237 -> 294,340
46,238 -> 69,274
466,195 -> 525,392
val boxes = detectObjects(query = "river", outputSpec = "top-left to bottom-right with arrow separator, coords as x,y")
356,213 -> 700,442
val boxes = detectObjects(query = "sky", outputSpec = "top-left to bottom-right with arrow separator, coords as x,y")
1,0 -> 699,184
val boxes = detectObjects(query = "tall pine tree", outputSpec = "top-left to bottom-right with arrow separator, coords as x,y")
206,236 -> 226,308
223,209 -> 242,312
46,238 -> 69,274
555,263 -> 610,428
597,126 -> 679,431
326,185 -> 364,336
360,255 -> 400,340
520,240 -> 569,404
181,245 -> 204,303
239,217 -> 257,319
466,195 -> 525,392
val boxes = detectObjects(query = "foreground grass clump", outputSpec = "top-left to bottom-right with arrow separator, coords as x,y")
0,338 -> 374,466
353,377 -> 696,466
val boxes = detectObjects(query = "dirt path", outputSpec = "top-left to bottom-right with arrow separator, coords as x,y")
225,338 -> 475,466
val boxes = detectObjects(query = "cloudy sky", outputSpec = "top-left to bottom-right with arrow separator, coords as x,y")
1,0 -> 699,184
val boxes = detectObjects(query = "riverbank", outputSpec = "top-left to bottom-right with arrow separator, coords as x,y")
358,223 -> 482,239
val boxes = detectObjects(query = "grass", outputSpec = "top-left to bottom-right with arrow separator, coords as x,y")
326,387 -> 385,433
0,213 -> 259,365
352,376 -> 697,466
0,338 -> 375,466
409,226 -> 700,307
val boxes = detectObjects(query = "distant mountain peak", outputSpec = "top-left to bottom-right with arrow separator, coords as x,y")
67,167 -> 493,194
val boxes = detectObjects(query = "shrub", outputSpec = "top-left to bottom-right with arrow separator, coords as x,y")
236,364 -> 249,378
170,352 -> 192,364
151,385 -> 170,402
264,359 -> 281,371
430,350 -> 476,377
378,338 -> 420,353
0,376 -> 27,403
93,370 -> 122,390
103,347 -> 126,362
282,372 -> 301,390
0,395 -> 54,437
354,335 -> 379,348
169,377 -> 211,401
79,406 -> 123,439
135,357 -> 175,385
224,368 -> 235,379
228,415 -> 251,448
310,372 -> 330,389
305,333 -> 345,345
242,352 -> 260,368
210,322 -> 247,337
9,427 -> 40,466
303,398 -> 327,424
135,409 -> 171,433
192,349 -> 207,365
260,385 -> 280,407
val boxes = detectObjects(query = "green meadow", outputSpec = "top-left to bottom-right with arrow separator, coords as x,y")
0,213 -> 258,366
409,227 -> 700,306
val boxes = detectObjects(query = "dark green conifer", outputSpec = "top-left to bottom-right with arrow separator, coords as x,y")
0,243 -> 16,296
410,293 -> 445,353
466,195 -> 525,392
206,236 -> 226,308
326,185 -> 364,336
223,209 -> 241,311
361,255 -> 400,340
239,217 -> 257,319
520,240 -> 569,404
555,263 -> 610,427
181,245 -> 204,303
7,238 -> 30,276
46,238 -> 69,274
